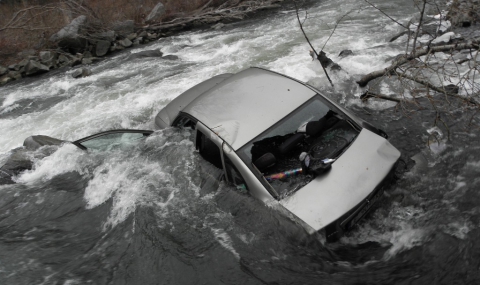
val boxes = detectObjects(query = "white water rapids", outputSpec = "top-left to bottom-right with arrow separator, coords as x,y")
2,1 -> 480,284
0,0 -> 417,152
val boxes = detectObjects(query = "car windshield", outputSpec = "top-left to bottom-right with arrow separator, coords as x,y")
237,96 -> 359,199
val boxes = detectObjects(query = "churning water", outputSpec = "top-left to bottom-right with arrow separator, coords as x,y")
1,0 -> 480,284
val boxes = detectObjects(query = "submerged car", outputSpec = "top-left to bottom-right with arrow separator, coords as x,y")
154,67 -> 401,240
1,67 -> 400,241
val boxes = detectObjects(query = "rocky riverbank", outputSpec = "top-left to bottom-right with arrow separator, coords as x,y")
0,0 -> 284,86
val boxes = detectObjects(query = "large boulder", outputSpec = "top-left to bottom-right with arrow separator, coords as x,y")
145,3 -> 166,23
113,20 -> 135,37
24,60 -> 50,76
49,15 -> 88,53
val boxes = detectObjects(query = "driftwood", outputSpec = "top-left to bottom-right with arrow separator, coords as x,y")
356,42 -> 480,87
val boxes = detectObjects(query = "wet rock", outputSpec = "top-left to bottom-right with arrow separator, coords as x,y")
71,67 -> 92,78
95,40 -> 111,57
442,84 -> 459,94
23,135 -> 66,151
330,63 -> 342,71
145,2 -> 166,23
0,65 -> 7,76
24,60 -> 50,76
138,31 -> 148,38
113,20 -> 134,37
0,149 -> 32,184
318,51 -> 334,68
127,49 -> 163,60
162,55 -> 179,60
338,50 -> 353,57
119,38 -> 133,48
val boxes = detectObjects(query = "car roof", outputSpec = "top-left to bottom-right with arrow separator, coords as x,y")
182,68 -> 317,150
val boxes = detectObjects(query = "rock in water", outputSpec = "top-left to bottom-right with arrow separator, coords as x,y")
338,50 -> 353,57
71,68 -> 92,78
126,49 -> 164,60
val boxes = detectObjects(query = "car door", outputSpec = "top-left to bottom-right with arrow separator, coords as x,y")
72,129 -> 153,151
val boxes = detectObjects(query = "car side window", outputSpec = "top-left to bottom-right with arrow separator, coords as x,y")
223,154 -> 248,193
196,131 -> 223,169
74,131 -> 152,151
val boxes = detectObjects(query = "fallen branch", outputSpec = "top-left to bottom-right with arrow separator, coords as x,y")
357,42 -> 480,87
397,73 -> 479,106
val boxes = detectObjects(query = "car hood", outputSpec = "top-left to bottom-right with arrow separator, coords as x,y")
279,129 -> 401,231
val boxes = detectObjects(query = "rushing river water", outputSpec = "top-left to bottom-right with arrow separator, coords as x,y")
1,0 -> 480,284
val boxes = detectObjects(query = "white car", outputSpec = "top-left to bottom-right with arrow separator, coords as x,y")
154,67 -> 401,241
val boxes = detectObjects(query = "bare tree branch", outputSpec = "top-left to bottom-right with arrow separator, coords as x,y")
411,0 -> 427,57
397,72 -> 480,106
357,42 -> 480,87
293,0 -> 333,87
